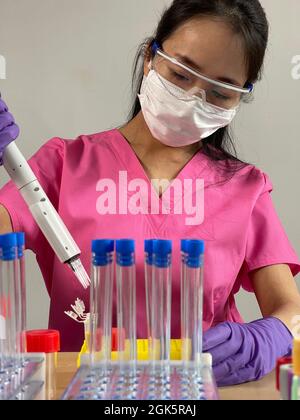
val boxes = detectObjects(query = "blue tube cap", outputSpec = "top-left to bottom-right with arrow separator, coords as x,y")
186,240 -> 205,268
181,239 -> 189,253
0,233 -> 18,261
186,240 -> 205,256
116,239 -> 135,254
144,239 -> 154,254
16,232 -> 25,247
16,232 -> 25,258
0,232 -> 17,248
153,239 -> 172,255
116,239 -> 135,267
92,239 -> 114,266
153,239 -> 172,268
144,239 -> 155,265
92,239 -> 114,254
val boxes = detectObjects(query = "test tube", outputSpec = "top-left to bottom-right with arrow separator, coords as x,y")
16,233 -> 27,356
144,240 -> 154,341
181,240 -> 205,367
0,233 -> 19,389
180,240 -> 188,345
116,240 -> 136,366
12,233 -> 24,371
150,240 -> 172,369
0,237 -> 5,381
89,240 -> 114,366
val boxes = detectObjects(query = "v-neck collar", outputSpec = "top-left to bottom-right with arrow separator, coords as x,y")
110,128 -> 210,204
102,128 -> 219,237
106,128 -> 214,234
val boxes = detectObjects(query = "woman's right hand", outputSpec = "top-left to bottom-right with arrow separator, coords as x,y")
0,96 -> 20,165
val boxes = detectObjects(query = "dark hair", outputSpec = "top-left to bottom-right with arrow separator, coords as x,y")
127,0 -> 269,178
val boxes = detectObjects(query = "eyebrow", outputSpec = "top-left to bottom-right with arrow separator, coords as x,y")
175,53 -> 242,87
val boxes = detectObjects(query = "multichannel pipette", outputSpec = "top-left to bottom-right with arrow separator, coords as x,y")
3,142 -> 90,289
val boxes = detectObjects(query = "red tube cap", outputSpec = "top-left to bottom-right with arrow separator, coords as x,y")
276,356 -> 292,391
26,330 -> 60,353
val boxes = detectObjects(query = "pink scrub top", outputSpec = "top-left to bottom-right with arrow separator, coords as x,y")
0,128 -> 299,351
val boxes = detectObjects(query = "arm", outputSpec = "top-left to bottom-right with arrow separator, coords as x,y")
203,263 -> 299,386
251,263 -> 300,332
0,204 -> 13,234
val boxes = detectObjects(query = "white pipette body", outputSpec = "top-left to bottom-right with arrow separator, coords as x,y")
3,142 -> 90,288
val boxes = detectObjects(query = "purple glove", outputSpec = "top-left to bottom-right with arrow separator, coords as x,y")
203,317 -> 293,387
0,96 -> 20,165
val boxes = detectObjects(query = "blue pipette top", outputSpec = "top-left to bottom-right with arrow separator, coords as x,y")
153,239 -> 172,268
92,239 -> 114,266
116,239 -> 135,267
0,232 -> 18,261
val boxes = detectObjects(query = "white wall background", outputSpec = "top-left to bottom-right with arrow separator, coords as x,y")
0,0 -> 299,328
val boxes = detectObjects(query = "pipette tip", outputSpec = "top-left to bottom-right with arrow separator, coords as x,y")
68,258 -> 90,289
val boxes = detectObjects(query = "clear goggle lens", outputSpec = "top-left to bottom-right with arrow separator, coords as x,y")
152,51 -> 251,110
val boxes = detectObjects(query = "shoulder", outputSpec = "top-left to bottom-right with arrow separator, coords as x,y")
53,128 -> 119,157
207,159 -> 274,201
233,164 -> 273,196
59,128 -> 119,147
37,128 -> 123,173
36,128 -> 119,160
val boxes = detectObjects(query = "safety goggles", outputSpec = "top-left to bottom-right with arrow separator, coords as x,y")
151,41 -> 253,110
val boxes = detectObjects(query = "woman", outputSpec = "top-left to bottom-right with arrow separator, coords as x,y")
1,0 -> 300,386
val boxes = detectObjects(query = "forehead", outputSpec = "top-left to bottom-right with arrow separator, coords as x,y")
162,17 -> 248,86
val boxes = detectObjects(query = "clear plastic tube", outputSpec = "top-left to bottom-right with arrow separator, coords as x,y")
89,240 -> 114,366
0,233 -> 19,394
150,240 -> 172,370
0,247 -> 4,376
16,233 -> 27,356
181,240 -> 204,367
144,240 -> 154,342
12,234 -> 23,371
180,240 -> 188,346
116,240 -> 136,366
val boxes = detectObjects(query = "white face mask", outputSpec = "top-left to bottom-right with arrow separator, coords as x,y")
138,70 -> 238,148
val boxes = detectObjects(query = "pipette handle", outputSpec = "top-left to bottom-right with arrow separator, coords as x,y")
3,142 -> 80,263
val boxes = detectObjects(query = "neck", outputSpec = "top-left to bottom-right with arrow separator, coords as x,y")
119,111 -> 202,158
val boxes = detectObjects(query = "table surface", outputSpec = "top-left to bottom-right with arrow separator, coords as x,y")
55,353 -> 280,401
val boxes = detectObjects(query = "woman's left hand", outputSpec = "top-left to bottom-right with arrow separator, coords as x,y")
203,317 -> 293,387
